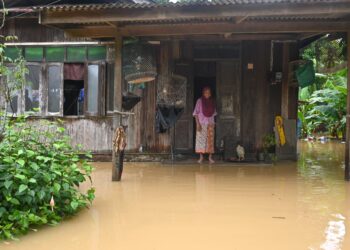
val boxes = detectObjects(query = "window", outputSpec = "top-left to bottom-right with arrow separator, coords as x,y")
88,47 -> 107,61
25,64 -> 41,112
4,47 -> 22,61
6,94 -> 19,114
25,47 -> 44,62
47,64 -> 63,114
2,46 -> 109,117
87,64 -> 99,113
46,47 -> 65,62
86,63 -> 105,116
5,66 -> 20,114
67,47 -> 86,62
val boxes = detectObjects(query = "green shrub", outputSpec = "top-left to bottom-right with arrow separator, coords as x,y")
0,116 -> 95,240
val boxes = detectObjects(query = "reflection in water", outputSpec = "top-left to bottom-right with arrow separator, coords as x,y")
298,141 -> 348,250
2,141 -> 350,250
320,214 -> 346,250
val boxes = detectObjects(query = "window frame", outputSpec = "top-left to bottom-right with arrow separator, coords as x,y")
3,64 -> 23,115
84,61 -> 106,117
24,62 -> 43,115
3,45 -> 110,118
45,62 -> 64,117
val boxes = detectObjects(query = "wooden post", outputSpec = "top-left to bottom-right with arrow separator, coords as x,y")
112,34 -> 123,181
281,42 -> 290,119
345,31 -> 350,181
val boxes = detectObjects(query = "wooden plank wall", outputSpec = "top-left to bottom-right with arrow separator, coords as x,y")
126,41 -> 173,153
241,40 -> 273,152
28,117 -> 114,152
1,18 -> 85,42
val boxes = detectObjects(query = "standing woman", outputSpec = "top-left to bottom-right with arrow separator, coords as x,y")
193,87 -> 217,163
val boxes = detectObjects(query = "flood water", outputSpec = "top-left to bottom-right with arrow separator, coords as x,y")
3,141 -> 350,250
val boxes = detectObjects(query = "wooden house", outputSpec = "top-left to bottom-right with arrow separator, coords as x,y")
2,0 -> 350,170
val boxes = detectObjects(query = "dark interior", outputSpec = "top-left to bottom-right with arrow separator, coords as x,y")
63,80 -> 84,116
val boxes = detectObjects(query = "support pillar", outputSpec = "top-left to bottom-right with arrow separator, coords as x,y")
112,34 -> 123,181
345,31 -> 350,181
277,42 -> 298,160
281,43 -> 290,119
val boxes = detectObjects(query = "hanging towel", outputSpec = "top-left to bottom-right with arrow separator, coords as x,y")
275,116 -> 286,146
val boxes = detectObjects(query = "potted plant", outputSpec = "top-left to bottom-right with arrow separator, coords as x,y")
262,133 -> 276,162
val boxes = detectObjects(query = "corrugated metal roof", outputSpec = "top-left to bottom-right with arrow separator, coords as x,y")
4,0 -> 131,8
246,15 -> 345,22
116,14 -> 343,26
38,0 -> 347,11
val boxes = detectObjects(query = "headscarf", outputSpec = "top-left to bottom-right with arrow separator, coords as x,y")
201,87 -> 215,118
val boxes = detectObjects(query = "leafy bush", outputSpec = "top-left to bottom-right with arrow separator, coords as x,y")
298,70 -> 347,138
0,116 -> 95,240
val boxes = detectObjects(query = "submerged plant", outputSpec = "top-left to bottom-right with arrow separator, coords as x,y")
0,116 -> 95,240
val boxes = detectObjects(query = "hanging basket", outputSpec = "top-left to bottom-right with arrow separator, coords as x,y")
156,74 -> 187,108
123,43 -> 157,84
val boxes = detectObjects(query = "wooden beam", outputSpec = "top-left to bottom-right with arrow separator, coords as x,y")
297,33 -> 324,41
63,21 -> 350,38
40,2 -> 350,24
119,22 -> 350,36
66,29 -> 298,40
235,16 -> 248,24
166,33 -> 299,41
64,26 -> 116,38
345,31 -> 350,181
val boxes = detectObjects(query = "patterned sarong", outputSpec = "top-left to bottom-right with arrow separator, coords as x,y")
195,124 -> 215,154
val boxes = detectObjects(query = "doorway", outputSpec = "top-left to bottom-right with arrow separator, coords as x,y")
193,61 -> 217,151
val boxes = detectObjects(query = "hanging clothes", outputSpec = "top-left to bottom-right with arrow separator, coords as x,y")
64,63 -> 85,81
155,104 -> 184,133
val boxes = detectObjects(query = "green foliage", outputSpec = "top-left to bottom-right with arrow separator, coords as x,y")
299,35 -> 348,138
0,34 -> 28,138
298,70 -> 347,138
262,133 -> 276,154
0,116 -> 95,240
301,37 -> 346,70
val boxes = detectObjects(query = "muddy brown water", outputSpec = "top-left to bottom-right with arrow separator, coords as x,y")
2,141 -> 350,250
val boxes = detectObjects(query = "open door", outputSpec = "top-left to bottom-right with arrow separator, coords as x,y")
174,60 -> 194,153
216,60 -> 241,149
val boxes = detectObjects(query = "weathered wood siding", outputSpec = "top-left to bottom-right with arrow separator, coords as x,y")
241,40 -> 273,152
28,117 -> 114,153
216,60 -> 241,146
1,18 -> 85,42
126,41 -> 174,153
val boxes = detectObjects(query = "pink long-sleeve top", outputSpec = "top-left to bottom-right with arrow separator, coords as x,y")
193,98 -> 217,125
